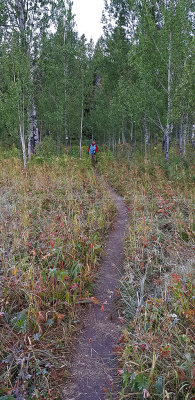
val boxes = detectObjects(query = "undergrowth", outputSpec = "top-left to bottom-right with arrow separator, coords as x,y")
0,154 -> 115,399
98,150 -> 195,400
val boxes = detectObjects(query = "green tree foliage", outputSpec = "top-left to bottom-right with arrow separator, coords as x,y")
0,0 -> 194,161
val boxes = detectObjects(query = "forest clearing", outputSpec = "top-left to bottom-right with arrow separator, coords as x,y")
0,0 -> 194,399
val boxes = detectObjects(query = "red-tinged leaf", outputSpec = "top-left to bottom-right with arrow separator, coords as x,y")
101,304 -> 104,311
119,334 -> 125,343
114,345 -> 123,354
90,297 -> 99,304
89,338 -> 93,344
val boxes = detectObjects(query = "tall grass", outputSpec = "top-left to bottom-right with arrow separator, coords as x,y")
0,154 -> 115,399
98,149 -> 195,400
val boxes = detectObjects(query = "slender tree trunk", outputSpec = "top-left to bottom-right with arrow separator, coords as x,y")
175,123 -> 179,146
79,81 -> 84,160
19,124 -> 27,168
63,19 -> 68,146
129,120 -> 133,160
191,124 -> 195,148
40,120 -> 43,143
65,135 -> 69,149
164,31 -> 173,161
28,100 -> 39,159
112,137 -> 115,154
16,0 -> 39,160
57,133 -> 61,156
18,98 -> 27,168
143,115 -> 149,160
179,115 -> 183,158
183,113 -> 188,159
108,135 -> 111,149
122,120 -> 126,153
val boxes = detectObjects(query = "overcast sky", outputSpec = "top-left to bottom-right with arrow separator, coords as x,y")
72,0 -> 105,43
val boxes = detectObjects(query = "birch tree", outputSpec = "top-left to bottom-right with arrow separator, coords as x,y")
0,0 -> 54,164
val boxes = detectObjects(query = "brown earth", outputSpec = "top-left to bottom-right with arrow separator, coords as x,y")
62,187 -> 129,400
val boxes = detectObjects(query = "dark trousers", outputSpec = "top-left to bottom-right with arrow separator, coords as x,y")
90,153 -> 96,167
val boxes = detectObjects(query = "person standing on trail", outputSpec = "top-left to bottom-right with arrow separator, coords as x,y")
88,140 -> 98,166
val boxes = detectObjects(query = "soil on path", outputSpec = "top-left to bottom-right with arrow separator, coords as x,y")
62,187 -> 128,400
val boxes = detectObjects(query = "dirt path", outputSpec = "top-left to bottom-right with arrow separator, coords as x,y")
62,187 -> 128,400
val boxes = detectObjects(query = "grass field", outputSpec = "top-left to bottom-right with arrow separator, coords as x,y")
0,147 -> 194,399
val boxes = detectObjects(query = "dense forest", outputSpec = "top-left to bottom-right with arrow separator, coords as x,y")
0,1 -> 194,400
0,0 -> 194,163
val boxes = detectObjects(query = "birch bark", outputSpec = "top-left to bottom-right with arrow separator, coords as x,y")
164,31 -> 173,161
122,120 -> 126,152
79,80 -> 84,160
28,100 -> 39,158
130,120 -> 133,160
143,115 -> 149,160
18,99 -> 27,168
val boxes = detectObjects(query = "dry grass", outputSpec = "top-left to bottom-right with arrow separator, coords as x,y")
0,155 -> 116,399
98,150 -> 195,400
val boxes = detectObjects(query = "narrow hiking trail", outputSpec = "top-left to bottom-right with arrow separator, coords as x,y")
62,185 -> 129,400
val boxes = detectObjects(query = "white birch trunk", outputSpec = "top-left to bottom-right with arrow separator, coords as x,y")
63,18 -> 68,145
108,135 -> 111,149
130,120 -> 133,159
112,137 -> 115,154
164,31 -> 173,161
28,101 -> 39,159
15,0 -> 39,159
191,124 -> 195,148
122,121 -> 126,144
18,99 -> 27,168
183,113 -> 188,159
15,0 -> 25,32
15,0 -> 28,165
57,134 -> 61,156
179,115 -> 183,158
144,116 -> 149,160
79,82 -> 84,160
19,124 -> 27,168
122,120 -> 126,152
